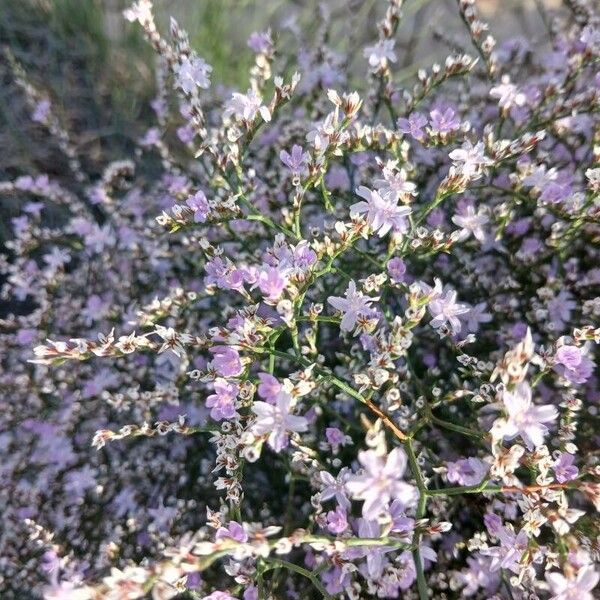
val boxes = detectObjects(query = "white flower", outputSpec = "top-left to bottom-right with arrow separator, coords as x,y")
452,205 -> 488,242
449,140 -> 492,180
43,582 -> 93,600
522,164 -> 557,190
250,391 -> 308,451
497,382 -> 558,450
585,167 -> 600,192
123,0 -> 153,25
327,280 -> 378,333
224,89 -> 271,123
374,163 -> 417,200
489,76 -> 527,110
350,186 -> 412,237
581,25 -> 600,54
364,39 -> 396,69
546,565 -> 599,600
174,54 -> 212,94
427,282 -> 470,334
306,113 -> 338,153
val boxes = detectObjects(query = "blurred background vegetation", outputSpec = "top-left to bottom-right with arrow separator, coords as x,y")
0,0 -> 558,184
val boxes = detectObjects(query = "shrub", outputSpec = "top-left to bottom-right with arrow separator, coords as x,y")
1,0 -> 600,598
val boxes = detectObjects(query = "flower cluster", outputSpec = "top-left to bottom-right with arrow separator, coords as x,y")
1,1 -> 600,599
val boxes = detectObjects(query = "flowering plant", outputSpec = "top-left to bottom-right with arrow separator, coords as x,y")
2,0 -> 600,598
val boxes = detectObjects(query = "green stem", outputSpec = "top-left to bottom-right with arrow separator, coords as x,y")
265,558 -> 333,599
405,440 -> 428,600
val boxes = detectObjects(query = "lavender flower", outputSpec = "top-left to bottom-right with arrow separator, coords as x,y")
327,280 -> 377,333
452,205 -> 488,242
446,458 -> 488,486
553,453 -> 579,484
215,521 -> 248,543
206,378 -> 239,421
497,382 -> 558,450
319,468 -> 352,509
397,112 -> 427,141
427,283 -> 470,334
429,107 -> 460,135
209,346 -> 244,377
224,89 -> 271,123
546,566 -> 599,600
489,76 -> 527,110
174,54 -> 212,93
257,372 -> 281,403
346,448 -> 418,517
326,505 -> 348,534
280,144 -> 309,174
186,190 -> 210,223
554,344 -> 595,384
256,266 -> 288,301
387,257 -> 406,283
449,140 -> 492,179
482,525 -> 529,573
350,186 -> 412,237
250,391 -> 308,451
364,39 -> 396,69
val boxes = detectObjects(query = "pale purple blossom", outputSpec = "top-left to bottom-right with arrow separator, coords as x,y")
256,266 -> 288,301
247,30 -> 273,54
553,453 -> 579,483
499,382 -> 558,450
446,457 -> 488,486
482,526 -> 528,573
325,427 -> 350,452
387,257 -> 406,283
350,186 -> 412,237
327,280 -> 377,333
374,165 -> 417,199
257,373 -> 281,403
546,566 -> 599,600
250,391 -> 308,451
462,302 -> 493,333
554,344 -> 595,384
388,500 -> 415,537
206,378 -> 239,421
490,76 -> 527,110
540,178 -> 573,204
452,205 -> 488,242
280,145 -> 309,174
174,54 -> 212,93
556,345 -> 582,369
186,190 -> 210,223
346,448 -> 418,517
580,25 -> 600,54
427,284 -> 470,334
429,107 -> 460,134
449,140 -> 492,179
319,468 -> 352,509
209,346 -> 243,377
456,555 -> 499,597
342,519 -> 393,578
363,39 -> 396,69
397,112 -> 427,140
224,89 -> 271,123
215,521 -> 248,543
326,505 -> 348,534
